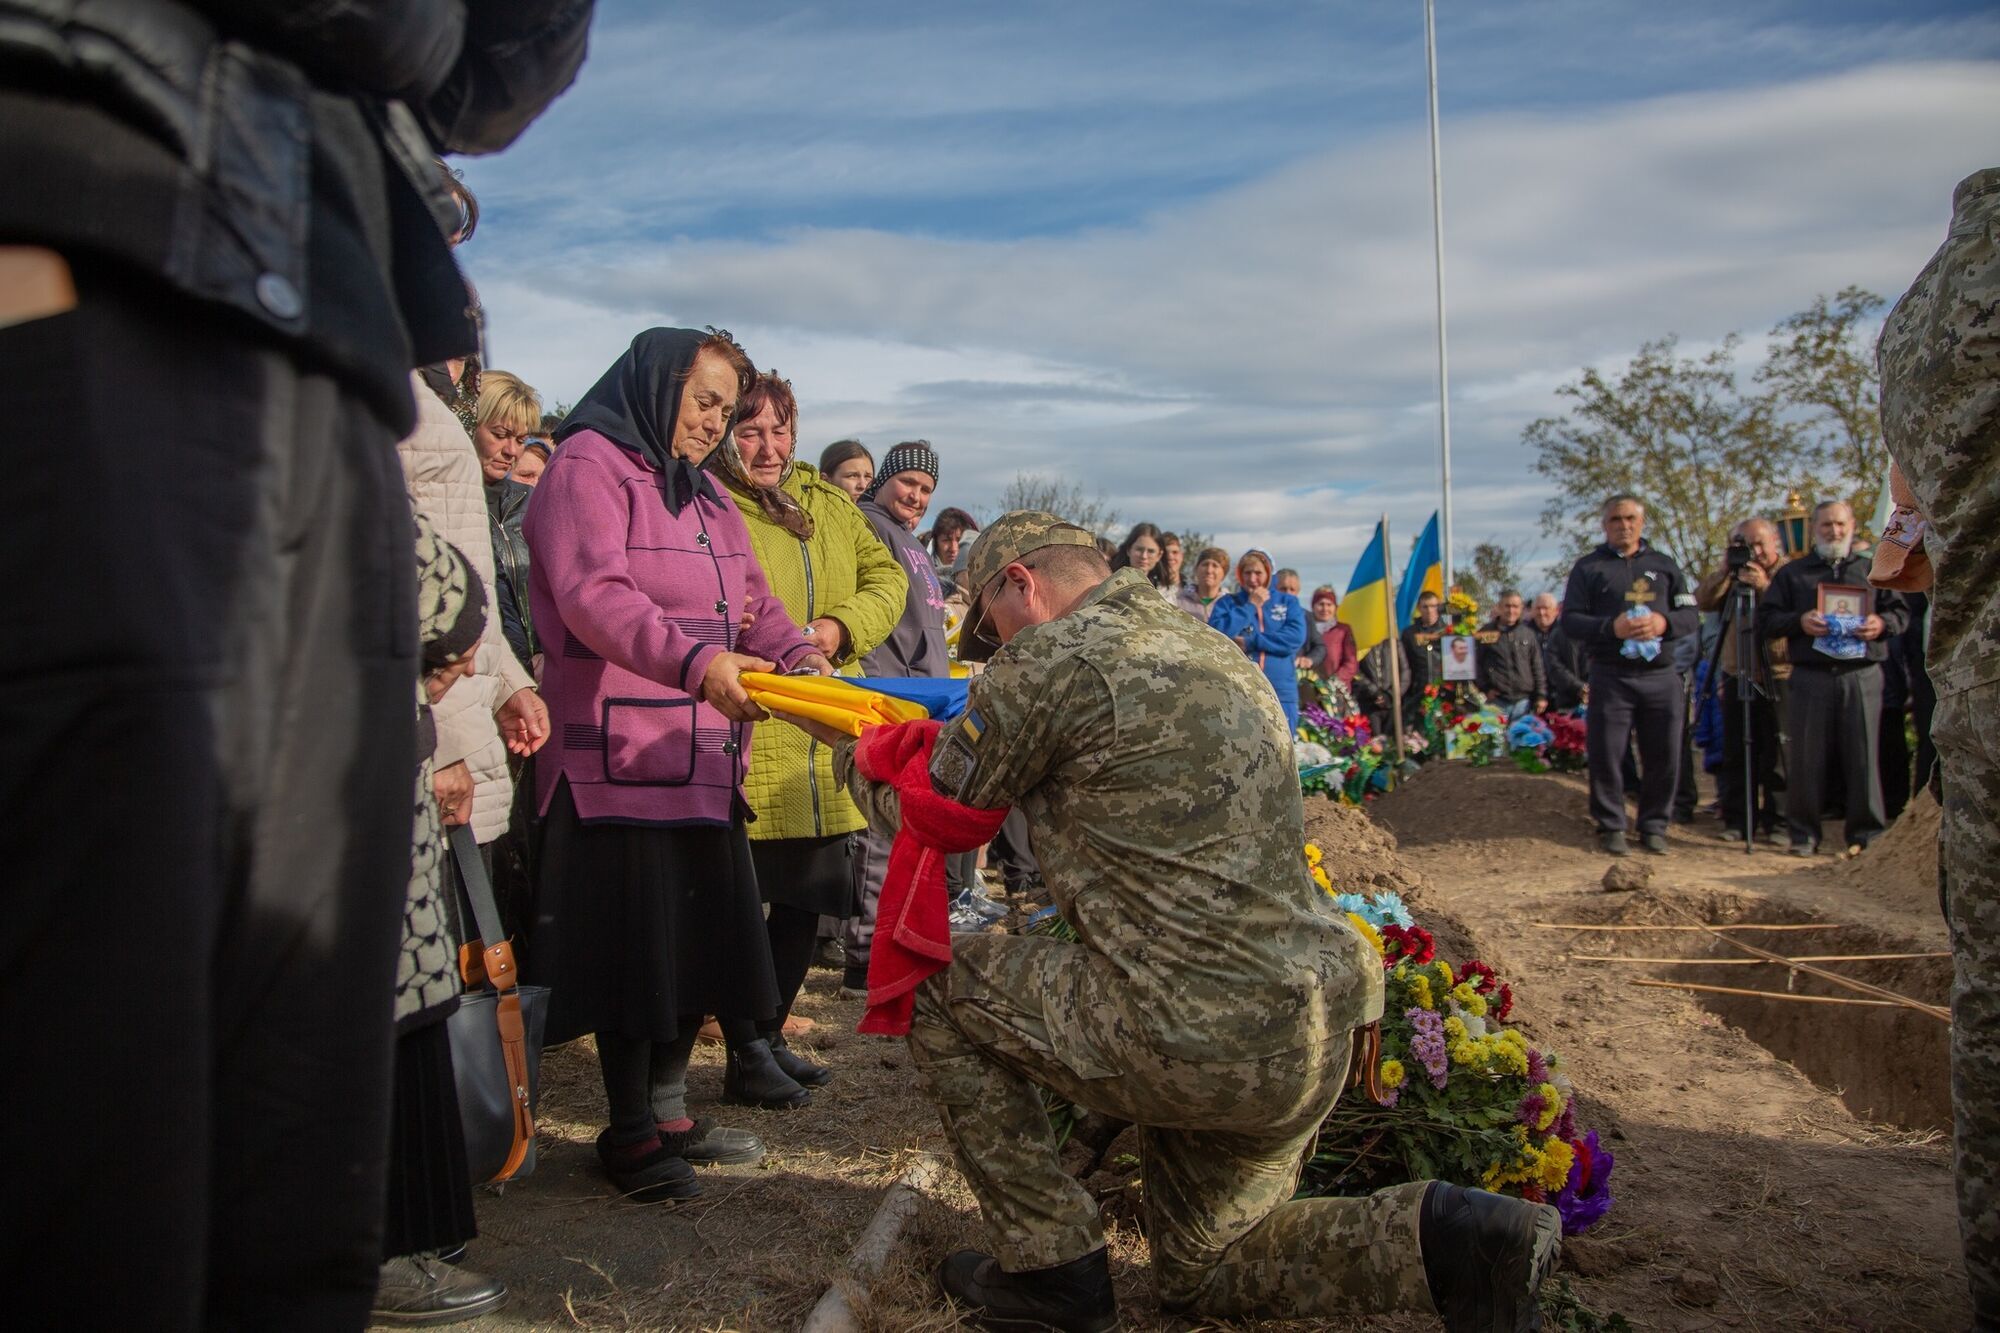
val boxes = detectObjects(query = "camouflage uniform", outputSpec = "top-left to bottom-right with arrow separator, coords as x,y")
837,562 -> 1435,1319
1877,166 -> 2000,1326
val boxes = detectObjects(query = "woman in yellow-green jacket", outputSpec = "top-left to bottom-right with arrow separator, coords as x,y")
706,372 -> 908,1105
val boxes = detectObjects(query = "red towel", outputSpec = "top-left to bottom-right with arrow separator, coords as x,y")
852,720 -> 1009,1035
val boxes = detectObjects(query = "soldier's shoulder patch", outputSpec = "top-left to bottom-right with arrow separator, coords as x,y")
930,725 -> 979,800
958,707 -> 984,743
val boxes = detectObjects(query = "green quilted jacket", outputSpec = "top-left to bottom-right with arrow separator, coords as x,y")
732,463 -> 909,839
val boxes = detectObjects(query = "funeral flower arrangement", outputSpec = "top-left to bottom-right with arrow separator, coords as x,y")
1300,861 -> 1615,1235
1296,684 -> 1391,803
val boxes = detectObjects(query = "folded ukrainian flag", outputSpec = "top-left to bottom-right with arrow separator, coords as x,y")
741,672 -> 934,738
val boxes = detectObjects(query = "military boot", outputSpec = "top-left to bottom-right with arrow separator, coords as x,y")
937,1246 -> 1120,1332
1419,1183 -> 1562,1332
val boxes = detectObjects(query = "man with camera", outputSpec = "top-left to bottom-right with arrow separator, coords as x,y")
1757,501 -> 1909,856
1697,519 -> 1787,843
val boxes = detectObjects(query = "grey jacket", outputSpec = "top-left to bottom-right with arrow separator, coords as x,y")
859,500 -> 952,679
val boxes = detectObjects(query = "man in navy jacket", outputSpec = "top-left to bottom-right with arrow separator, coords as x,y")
1561,496 -> 1700,856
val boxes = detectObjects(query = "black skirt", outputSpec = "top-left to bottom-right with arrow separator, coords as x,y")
751,833 -> 857,918
530,781 -> 780,1047
382,1020 -> 477,1260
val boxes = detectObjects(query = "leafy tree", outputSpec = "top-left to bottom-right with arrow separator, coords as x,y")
1457,539 -> 1529,608
994,473 -> 1122,537
1755,286 -> 1884,521
1525,335 -> 1790,581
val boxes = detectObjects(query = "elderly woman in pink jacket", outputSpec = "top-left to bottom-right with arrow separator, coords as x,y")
524,328 -> 831,1204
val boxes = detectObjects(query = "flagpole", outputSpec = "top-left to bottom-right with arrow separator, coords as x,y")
1424,0 -> 1455,594
1382,513 -> 1406,774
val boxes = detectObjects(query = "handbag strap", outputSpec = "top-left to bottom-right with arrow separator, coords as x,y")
448,824 -> 536,1182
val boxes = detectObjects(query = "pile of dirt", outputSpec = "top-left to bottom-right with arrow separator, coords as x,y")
1301,794 -> 1481,992
1369,760 -> 1593,853
1828,787 -> 1942,914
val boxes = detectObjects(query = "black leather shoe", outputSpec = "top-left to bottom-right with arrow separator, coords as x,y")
659,1116 -> 765,1166
373,1253 -> 507,1325
938,1247 -> 1120,1333
724,1037 -> 812,1109
1598,831 -> 1629,857
595,1127 -> 700,1202
1419,1183 -> 1562,1333
768,1033 -> 833,1087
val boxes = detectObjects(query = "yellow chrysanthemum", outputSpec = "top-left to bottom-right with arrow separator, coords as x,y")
1345,912 -> 1385,957
1443,1016 -> 1469,1044
1435,959 -> 1456,987
1535,1082 -> 1564,1132
1304,842 -> 1323,867
1406,973 -> 1435,1011
1379,1058 -> 1406,1089
1538,1137 -> 1576,1192
1449,982 -> 1489,1019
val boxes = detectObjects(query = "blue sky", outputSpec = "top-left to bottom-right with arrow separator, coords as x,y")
458,1 -> 2000,593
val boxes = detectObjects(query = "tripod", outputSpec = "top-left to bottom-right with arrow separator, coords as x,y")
1703,572 -> 1763,856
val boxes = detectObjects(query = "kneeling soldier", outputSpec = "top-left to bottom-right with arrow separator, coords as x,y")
790,512 -> 1561,1332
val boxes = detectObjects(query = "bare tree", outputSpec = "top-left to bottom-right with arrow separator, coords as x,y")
994,473 -> 1123,537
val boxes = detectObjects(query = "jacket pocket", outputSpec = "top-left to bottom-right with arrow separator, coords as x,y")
602,697 -> 696,786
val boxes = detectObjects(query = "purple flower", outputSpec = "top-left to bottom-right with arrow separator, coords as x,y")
1553,1102 -> 1577,1143
1526,1048 -> 1549,1085
1375,1083 -> 1402,1108
1407,1006 -> 1449,1090
1516,1089 -> 1548,1129
1550,1129 -> 1615,1234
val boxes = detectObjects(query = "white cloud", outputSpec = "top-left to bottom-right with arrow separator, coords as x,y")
464,59 -> 1998,593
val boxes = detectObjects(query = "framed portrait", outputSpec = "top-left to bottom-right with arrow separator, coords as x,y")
1816,584 -> 1874,620
1441,635 -> 1478,681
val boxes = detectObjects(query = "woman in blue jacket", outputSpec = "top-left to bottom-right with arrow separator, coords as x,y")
1208,548 -> 1309,736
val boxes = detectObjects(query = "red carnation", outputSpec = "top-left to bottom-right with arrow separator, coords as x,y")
1492,982 -> 1514,1021
1460,960 -> 1501,994
1382,924 -> 1436,966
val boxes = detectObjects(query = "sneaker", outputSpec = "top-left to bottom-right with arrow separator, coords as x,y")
595,1127 -> 699,1203
955,888 -> 1009,921
811,936 -> 845,971
838,963 -> 869,1000
1718,827 -> 1745,843
938,1247 -> 1119,1333
948,898 -> 995,935
1640,833 -> 1668,856
373,1253 -> 507,1326
1789,841 -> 1817,858
1598,831 -> 1629,857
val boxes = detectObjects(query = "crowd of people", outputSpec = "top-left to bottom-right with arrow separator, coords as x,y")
5,8 -> 1993,1331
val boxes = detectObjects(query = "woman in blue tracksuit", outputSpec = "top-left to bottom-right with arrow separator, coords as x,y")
1208,547 -> 1309,736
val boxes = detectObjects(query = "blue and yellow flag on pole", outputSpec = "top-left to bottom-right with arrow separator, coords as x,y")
1395,511 -> 1444,628
1337,520 -> 1392,656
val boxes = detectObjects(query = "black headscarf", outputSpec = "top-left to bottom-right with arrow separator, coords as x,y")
556,328 -> 752,515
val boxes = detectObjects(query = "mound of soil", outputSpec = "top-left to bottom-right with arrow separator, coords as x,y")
1828,787 -> 1942,916
1303,795 -> 1479,968
1370,761 -> 1594,852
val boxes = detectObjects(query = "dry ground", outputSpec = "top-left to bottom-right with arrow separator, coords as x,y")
395,765 -> 1967,1332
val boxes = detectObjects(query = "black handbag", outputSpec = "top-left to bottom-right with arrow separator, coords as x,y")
445,824 -> 549,1186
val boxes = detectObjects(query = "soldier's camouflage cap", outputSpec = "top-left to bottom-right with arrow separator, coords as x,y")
957,510 -> 1101,662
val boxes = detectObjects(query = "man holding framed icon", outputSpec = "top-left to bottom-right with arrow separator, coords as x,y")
1758,500 -> 1910,855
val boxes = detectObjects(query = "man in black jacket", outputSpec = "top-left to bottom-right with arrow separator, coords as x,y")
0,5 -> 591,1329
1401,589 -> 1446,703
1757,500 -> 1910,855
1560,496 -> 1700,856
1529,592 -> 1586,710
1474,589 -> 1547,715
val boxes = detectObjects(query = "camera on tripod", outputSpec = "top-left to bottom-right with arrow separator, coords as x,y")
1725,534 -> 1754,574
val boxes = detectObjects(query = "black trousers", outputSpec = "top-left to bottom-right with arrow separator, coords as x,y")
1786,666 -> 1887,849
1586,666 -> 1685,836
1881,703 -> 1913,824
1716,674 -> 1784,834
0,264 -> 416,1330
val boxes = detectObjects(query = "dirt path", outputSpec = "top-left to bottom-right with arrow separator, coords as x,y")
401,766 -> 1967,1331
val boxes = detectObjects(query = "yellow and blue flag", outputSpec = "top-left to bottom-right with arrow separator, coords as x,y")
1395,511 -> 1444,628
1337,521 -> 1392,656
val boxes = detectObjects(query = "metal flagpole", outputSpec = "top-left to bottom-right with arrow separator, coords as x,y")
1423,0 -> 1455,594
1382,514 -> 1406,774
